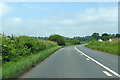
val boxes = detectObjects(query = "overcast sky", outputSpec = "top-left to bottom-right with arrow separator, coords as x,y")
0,2 -> 118,37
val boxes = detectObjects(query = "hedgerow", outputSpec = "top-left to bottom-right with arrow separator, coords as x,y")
2,35 -> 58,63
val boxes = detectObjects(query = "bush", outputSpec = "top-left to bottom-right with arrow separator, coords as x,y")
48,34 -> 65,46
65,40 -> 81,46
2,35 -> 58,63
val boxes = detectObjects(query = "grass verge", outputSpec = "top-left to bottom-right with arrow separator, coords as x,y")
2,46 -> 62,78
85,41 -> 119,56
0,56 -> 1,60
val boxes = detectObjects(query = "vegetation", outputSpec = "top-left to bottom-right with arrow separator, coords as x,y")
91,33 -> 101,40
0,33 -> 1,59
1,32 -> 120,78
65,40 -> 81,46
2,35 -> 58,63
85,41 -> 119,56
1,34 -> 62,78
2,46 -> 61,78
33,33 -> 120,42
48,34 -> 65,46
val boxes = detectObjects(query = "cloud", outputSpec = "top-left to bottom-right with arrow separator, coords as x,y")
22,4 -> 50,10
3,6 -> 118,37
12,17 -> 22,23
0,3 -> 11,16
60,19 -> 77,25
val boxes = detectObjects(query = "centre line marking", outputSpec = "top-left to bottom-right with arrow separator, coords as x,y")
103,71 -> 112,76
75,46 -> 120,78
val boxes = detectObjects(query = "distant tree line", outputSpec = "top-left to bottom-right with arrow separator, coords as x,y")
91,33 -> 120,41
63,33 -> 120,41
5,33 -> 120,42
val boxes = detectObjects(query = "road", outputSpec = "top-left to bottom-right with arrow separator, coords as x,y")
21,44 -> 119,78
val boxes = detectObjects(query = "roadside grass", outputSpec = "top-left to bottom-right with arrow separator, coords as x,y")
0,66 -> 1,80
0,56 -> 1,60
85,41 -> 119,56
2,46 -> 62,78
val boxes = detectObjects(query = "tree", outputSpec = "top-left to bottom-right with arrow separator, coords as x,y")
109,34 -> 116,38
48,34 -> 65,46
101,33 -> 109,41
91,33 -> 101,40
116,34 -> 120,38
88,37 -> 96,41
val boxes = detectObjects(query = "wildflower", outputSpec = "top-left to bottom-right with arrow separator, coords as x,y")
11,40 -> 14,43
6,37 -> 9,40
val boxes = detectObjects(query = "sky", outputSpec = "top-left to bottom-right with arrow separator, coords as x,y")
0,2 -> 118,37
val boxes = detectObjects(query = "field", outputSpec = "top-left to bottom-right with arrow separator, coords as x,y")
85,41 -> 119,56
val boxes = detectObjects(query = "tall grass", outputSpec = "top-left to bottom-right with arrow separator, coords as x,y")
1,35 -> 62,78
85,41 -> 119,56
2,46 -> 61,78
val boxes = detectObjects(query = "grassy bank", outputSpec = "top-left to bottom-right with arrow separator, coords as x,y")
0,56 -> 1,60
85,41 -> 119,56
2,35 -> 58,63
2,46 -> 61,78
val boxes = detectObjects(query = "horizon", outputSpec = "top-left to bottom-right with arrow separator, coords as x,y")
1,2 -> 118,37
1,32 -> 118,38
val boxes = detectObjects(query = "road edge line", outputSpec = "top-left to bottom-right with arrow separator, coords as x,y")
75,46 -> 120,78
103,71 -> 112,76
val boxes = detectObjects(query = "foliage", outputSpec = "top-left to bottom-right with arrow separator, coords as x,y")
101,33 -> 110,41
91,33 -> 101,40
0,34 -> 1,57
48,34 -> 65,46
85,41 -> 119,56
38,36 -> 48,40
2,46 -> 61,78
65,40 -> 81,46
2,35 -> 58,63
116,34 -> 120,38
72,36 -> 91,42
88,37 -> 96,42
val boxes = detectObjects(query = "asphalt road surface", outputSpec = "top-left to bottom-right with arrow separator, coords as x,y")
21,44 -> 119,78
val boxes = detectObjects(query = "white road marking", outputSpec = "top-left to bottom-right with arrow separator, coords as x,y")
86,58 -> 90,60
75,46 -> 120,78
103,71 -> 112,76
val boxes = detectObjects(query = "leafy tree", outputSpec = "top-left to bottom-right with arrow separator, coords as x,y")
63,36 -> 71,40
109,34 -> 116,38
88,37 -> 96,41
91,33 -> 101,40
116,34 -> 120,38
48,34 -> 65,46
72,36 -> 91,42
66,40 -> 81,44
102,33 -> 109,36
101,33 -> 109,41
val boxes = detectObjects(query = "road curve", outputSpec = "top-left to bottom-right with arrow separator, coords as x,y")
20,44 -> 118,78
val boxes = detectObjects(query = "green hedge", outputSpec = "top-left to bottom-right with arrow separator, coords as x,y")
2,35 -> 58,62
65,40 -> 81,46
